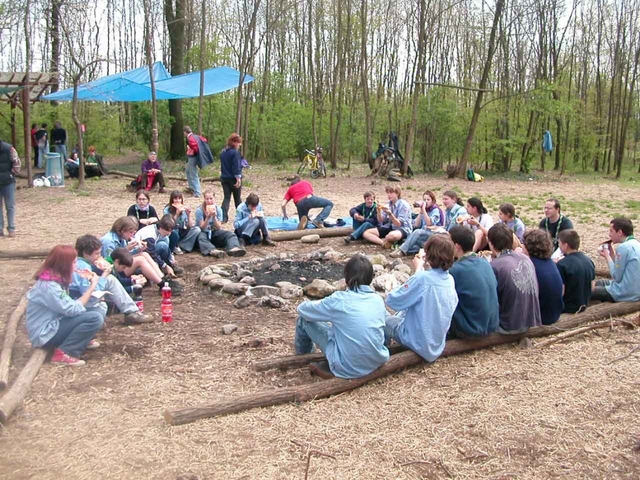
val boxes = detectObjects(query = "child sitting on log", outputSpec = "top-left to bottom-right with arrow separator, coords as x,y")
71,235 -> 150,325
294,255 -> 390,379
126,190 -> 159,230
344,191 -> 379,244
488,223 -> 541,333
163,190 -> 201,254
234,192 -> 277,247
26,245 -> 105,366
556,229 -> 595,313
384,234 -> 459,362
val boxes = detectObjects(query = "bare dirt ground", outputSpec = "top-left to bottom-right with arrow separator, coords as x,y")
0,157 -> 639,479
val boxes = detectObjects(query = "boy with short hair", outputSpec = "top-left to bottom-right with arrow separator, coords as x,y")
134,214 -> 184,277
592,217 -> 640,302
344,192 -> 378,244
234,192 -> 276,246
384,234 -> 458,362
556,229 -> 595,313
488,223 -> 542,333
448,226 -> 499,337
72,235 -> 150,325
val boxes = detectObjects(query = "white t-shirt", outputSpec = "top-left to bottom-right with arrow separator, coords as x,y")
462,213 -> 494,232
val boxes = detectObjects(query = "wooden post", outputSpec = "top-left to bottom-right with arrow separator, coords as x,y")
22,87 -> 33,187
0,249 -> 50,260
164,301 -> 640,425
0,295 -> 28,390
0,348 -> 48,423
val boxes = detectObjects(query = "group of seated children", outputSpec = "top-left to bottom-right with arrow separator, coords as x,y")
300,194 -> 639,379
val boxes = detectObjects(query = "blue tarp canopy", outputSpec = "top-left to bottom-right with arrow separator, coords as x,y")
42,63 -> 253,102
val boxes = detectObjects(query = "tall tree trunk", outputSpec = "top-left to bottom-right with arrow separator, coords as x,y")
144,0 -> 159,153
49,0 -> 61,98
197,0 -> 205,135
24,0 -> 33,187
72,78 -> 86,190
360,0 -> 373,165
404,0 -> 427,175
454,0 -> 504,177
165,0 -> 186,159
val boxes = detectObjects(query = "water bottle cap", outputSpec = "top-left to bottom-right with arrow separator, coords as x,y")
164,282 -> 169,287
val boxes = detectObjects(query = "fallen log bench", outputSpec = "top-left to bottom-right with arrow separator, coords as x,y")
270,226 -> 353,242
108,169 -> 221,183
0,294 -> 28,390
163,301 -> 640,426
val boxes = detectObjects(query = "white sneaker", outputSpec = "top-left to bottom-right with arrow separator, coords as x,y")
174,247 -> 184,255
389,249 -> 406,258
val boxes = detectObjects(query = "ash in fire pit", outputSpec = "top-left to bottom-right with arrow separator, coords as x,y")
251,259 -> 344,287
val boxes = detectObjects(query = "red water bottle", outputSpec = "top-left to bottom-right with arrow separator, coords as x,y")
132,284 -> 144,313
161,282 -> 173,323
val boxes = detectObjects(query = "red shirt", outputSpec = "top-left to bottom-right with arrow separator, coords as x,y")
186,133 -> 199,156
284,180 -> 314,204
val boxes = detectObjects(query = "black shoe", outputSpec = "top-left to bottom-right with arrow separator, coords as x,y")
344,236 -> 353,244
262,237 -> 277,247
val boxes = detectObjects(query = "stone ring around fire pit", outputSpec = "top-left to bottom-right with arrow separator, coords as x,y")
197,248 -> 415,309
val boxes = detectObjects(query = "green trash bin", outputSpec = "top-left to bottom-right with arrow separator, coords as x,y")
44,152 -> 65,187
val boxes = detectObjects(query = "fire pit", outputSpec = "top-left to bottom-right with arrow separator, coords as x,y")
197,248 -> 413,310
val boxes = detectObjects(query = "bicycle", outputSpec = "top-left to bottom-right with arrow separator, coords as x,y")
297,147 -> 327,179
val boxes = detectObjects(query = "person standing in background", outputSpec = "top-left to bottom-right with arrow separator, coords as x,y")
0,138 -> 20,237
51,121 -> 68,160
220,133 -> 243,223
34,123 -> 49,169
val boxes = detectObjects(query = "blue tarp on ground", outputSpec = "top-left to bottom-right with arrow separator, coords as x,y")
42,63 -> 253,102
265,216 -> 353,231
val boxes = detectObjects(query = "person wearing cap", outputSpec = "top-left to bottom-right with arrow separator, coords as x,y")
141,151 -> 166,193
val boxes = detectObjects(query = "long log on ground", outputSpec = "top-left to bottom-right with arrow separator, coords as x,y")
0,295 -> 28,390
164,301 -> 640,425
252,344 -> 407,372
108,169 -> 221,182
0,348 -> 48,423
534,318 -> 636,348
0,249 -> 50,260
270,226 -> 353,242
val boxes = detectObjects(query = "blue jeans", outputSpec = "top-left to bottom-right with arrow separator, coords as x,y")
185,155 -> 201,196
383,315 -> 403,347
400,229 -> 433,254
296,196 -> 333,223
37,145 -> 47,168
198,229 -> 239,254
154,241 -> 172,265
53,144 -> 68,159
237,217 -> 269,243
177,226 -> 201,252
294,316 -> 330,354
43,310 -> 105,358
350,219 -> 376,240
0,182 -> 16,233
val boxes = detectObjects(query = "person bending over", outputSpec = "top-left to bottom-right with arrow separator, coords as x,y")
26,245 -> 105,366
196,188 -> 246,258
389,190 -> 442,258
344,191 -> 378,244
220,133 -> 244,223
234,192 -> 276,247
362,185 -> 412,249
488,223 -> 541,333
101,216 -> 182,295
135,214 -> 184,276
127,190 -> 159,230
556,229 -> 595,313
522,229 -> 563,325
448,226 -> 499,338
384,234 -> 458,362
295,255 -> 390,379
591,217 -> 640,303
72,235 -> 150,325
281,175 -> 333,229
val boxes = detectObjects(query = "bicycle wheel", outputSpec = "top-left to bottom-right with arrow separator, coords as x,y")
297,161 -> 306,176
311,168 -> 320,179
319,159 -> 327,177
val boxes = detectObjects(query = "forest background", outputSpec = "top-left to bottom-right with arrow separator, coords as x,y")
0,0 -> 639,178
